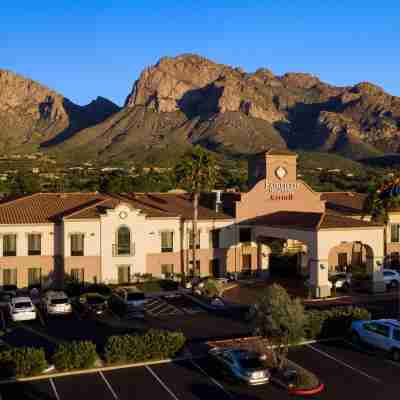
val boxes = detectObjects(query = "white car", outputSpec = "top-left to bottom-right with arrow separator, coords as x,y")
329,272 -> 351,290
9,297 -> 36,322
382,269 -> 400,288
42,291 -> 72,315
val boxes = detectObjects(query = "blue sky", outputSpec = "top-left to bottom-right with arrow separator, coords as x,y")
1,1 -> 399,106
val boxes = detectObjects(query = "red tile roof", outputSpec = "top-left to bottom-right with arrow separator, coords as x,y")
321,192 -> 367,215
0,192 -> 233,224
241,211 -> 382,230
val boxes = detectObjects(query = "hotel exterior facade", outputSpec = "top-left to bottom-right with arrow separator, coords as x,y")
0,149 -> 397,298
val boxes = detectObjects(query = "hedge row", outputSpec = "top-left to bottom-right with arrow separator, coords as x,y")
52,341 -> 98,371
0,347 -> 48,378
0,329 -> 186,378
305,306 -> 371,339
105,329 -> 186,364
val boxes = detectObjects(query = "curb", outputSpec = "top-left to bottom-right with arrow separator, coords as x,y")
289,382 -> 325,396
0,354 -> 198,385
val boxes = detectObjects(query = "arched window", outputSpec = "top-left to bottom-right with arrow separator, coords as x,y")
117,226 -> 131,256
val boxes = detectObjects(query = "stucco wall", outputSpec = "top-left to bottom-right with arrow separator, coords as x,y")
63,256 -> 101,284
0,224 -> 55,257
0,256 -> 54,287
236,180 -> 325,222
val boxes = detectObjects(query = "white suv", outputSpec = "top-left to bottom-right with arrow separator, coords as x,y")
42,291 -> 72,315
9,297 -> 36,322
351,319 -> 400,361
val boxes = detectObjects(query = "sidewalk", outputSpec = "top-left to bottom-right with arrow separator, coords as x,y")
303,290 -> 400,308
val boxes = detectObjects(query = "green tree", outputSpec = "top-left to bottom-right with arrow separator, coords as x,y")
363,184 -> 400,261
254,284 -> 306,369
10,173 -> 41,195
174,146 -> 217,282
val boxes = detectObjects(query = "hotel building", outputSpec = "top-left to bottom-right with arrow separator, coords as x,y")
0,150 -> 396,298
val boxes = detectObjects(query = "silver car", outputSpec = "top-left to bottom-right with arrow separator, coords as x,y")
209,348 -> 270,386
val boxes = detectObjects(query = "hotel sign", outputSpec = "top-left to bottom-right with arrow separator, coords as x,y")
266,182 -> 299,200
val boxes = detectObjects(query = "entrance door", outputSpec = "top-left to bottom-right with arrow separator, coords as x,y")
242,254 -> 252,274
118,265 -> 131,284
210,259 -> 222,278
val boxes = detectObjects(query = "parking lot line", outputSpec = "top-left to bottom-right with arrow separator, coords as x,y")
307,344 -> 381,383
190,360 -> 234,399
99,371 -> 119,400
50,378 -> 61,400
145,365 -> 180,400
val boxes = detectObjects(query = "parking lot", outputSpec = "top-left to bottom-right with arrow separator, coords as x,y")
1,339 -> 400,400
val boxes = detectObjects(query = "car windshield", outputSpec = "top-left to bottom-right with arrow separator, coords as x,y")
14,302 -> 32,309
51,298 -> 68,305
127,293 -> 145,301
238,357 -> 264,369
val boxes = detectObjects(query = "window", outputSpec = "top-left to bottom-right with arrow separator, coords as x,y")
375,323 -> 390,337
118,265 -> 131,284
117,226 -> 131,256
28,268 -> 41,287
393,329 -> 400,342
28,234 -> 41,256
209,229 -> 220,249
70,234 -> 84,256
3,234 -> 16,257
188,229 -> 200,249
3,269 -> 17,286
384,271 -> 395,277
391,224 -> 400,243
161,264 -> 174,278
161,231 -> 174,253
239,228 -> 252,243
71,268 -> 85,282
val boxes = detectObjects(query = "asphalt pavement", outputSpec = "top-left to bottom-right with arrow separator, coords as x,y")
1,339 -> 400,400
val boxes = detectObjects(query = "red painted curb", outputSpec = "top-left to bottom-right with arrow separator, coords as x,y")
289,382 -> 325,396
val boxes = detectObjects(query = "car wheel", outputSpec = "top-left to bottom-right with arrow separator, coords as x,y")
351,331 -> 361,346
392,349 -> 400,362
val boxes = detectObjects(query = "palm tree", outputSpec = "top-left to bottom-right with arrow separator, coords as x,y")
363,183 -> 400,264
174,146 -> 217,283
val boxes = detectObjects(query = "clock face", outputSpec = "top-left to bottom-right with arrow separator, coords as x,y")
119,211 -> 128,220
275,166 -> 287,180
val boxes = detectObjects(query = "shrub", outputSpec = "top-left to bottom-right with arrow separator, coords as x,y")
203,279 -> 223,298
305,306 -> 371,339
53,341 -> 97,371
105,329 -> 186,364
0,347 -> 47,378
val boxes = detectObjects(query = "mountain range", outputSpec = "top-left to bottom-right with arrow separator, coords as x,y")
1,54 -> 400,164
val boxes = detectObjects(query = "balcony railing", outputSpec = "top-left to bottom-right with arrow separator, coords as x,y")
112,243 -> 135,257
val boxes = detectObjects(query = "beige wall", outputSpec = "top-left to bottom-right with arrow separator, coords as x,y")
64,256 -> 101,284
0,224 -> 55,257
236,180 -> 325,222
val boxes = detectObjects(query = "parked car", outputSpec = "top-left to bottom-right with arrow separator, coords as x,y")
382,269 -> 400,288
209,348 -> 270,386
306,273 -> 351,291
8,297 -> 36,322
75,293 -> 108,316
0,292 -> 14,308
329,272 -> 351,290
42,291 -> 72,316
110,289 -> 147,313
351,319 -> 400,361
